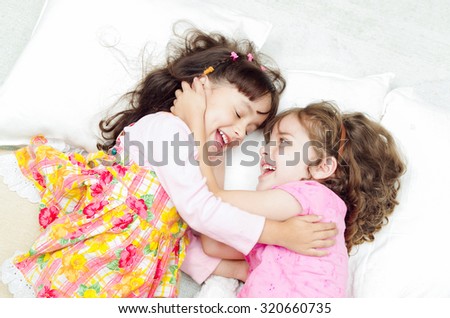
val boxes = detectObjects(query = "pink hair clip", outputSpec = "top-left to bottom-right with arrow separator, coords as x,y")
247,53 -> 254,62
230,51 -> 239,61
260,65 -> 267,71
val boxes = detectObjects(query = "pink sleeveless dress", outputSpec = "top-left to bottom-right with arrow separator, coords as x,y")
238,181 -> 348,298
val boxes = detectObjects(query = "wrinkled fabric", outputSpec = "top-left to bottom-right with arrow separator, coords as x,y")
13,142 -> 188,297
239,181 -> 348,298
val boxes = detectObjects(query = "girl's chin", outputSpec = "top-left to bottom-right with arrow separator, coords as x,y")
256,182 -> 271,191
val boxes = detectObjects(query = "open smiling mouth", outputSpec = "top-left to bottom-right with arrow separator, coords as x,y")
213,129 -> 231,152
260,162 -> 276,177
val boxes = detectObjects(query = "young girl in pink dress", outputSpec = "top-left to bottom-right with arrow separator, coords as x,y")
2,28 -> 338,298
171,79 -> 406,297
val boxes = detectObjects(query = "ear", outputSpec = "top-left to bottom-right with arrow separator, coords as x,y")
198,75 -> 209,86
309,156 -> 338,180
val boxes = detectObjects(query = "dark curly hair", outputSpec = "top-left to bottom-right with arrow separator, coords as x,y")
98,26 -> 286,151
264,101 -> 406,253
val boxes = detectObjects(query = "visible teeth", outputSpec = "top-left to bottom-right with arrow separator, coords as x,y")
262,164 -> 276,171
219,130 -> 229,145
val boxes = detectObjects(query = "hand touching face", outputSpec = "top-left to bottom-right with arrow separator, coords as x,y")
172,76 -> 272,153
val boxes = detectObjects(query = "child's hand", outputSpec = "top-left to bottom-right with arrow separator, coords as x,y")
277,215 -> 338,257
170,78 -> 206,132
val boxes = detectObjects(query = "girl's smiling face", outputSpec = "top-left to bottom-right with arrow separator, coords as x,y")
257,113 -> 317,191
202,79 -> 272,153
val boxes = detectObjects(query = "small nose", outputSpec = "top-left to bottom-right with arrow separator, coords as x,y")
233,123 -> 246,141
259,146 -> 268,157
260,142 -> 276,165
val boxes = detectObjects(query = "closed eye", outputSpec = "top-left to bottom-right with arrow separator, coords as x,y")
279,138 -> 291,146
235,110 -> 241,119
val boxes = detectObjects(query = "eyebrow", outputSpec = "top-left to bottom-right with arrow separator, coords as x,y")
272,120 -> 295,137
276,130 -> 295,138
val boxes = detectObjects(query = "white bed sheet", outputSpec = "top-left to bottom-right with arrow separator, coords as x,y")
1,0 -> 450,299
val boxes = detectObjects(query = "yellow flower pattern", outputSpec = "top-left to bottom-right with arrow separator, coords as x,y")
12,142 -> 189,298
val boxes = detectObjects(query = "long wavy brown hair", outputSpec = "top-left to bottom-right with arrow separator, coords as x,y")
264,101 -> 406,253
98,26 -> 286,151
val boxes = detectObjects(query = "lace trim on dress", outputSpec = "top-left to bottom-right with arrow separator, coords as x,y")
0,139 -> 86,203
1,253 -> 36,298
0,152 -> 41,203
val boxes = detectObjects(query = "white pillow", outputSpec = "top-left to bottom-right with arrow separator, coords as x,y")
348,87 -> 450,297
224,70 -> 394,191
279,70 -> 394,120
0,0 -> 272,152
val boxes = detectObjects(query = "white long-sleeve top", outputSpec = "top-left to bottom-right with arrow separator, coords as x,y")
119,112 -> 264,257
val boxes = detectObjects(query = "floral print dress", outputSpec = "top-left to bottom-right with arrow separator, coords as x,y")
12,136 -> 189,297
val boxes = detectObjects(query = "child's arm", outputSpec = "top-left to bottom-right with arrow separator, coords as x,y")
213,259 -> 248,282
201,234 -> 245,259
171,79 -> 219,193
201,235 -> 248,282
